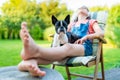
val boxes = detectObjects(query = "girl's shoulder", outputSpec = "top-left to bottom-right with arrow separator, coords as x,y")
89,19 -> 97,25
88,19 -> 98,34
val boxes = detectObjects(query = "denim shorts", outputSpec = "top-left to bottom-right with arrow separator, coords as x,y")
83,40 -> 93,56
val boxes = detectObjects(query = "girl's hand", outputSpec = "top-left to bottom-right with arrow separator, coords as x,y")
74,35 -> 88,44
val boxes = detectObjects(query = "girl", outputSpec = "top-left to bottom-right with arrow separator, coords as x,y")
18,6 -> 104,77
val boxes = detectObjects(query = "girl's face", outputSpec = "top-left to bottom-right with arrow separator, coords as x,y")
77,8 -> 88,17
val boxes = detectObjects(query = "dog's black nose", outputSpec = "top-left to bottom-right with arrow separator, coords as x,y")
61,27 -> 64,29
60,27 -> 64,31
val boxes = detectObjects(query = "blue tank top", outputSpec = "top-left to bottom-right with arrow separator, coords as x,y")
70,21 -> 89,38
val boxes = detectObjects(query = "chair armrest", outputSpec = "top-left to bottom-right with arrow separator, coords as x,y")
98,36 -> 107,44
49,34 -> 107,43
49,34 -> 54,37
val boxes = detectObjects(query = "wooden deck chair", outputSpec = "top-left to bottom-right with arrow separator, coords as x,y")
51,11 -> 108,80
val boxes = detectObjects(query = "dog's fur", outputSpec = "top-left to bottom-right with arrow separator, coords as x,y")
51,15 -> 79,47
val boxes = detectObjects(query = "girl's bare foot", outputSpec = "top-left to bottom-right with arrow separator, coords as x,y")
20,22 -> 40,60
18,59 -> 46,77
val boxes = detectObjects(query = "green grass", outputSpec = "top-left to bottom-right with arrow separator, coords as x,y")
0,40 -> 51,66
0,40 -> 120,80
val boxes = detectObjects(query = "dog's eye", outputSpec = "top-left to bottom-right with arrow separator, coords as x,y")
63,23 -> 65,26
58,22 -> 61,26
63,22 -> 67,27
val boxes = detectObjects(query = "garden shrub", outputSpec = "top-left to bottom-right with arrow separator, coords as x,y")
30,24 -> 43,40
43,26 -> 55,41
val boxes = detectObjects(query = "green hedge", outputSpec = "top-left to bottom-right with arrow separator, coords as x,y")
30,24 -> 43,40
0,28 -> 8,39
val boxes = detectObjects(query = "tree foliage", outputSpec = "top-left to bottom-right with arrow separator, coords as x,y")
107,4 -> 120,48
90,6 -> 109,11
0,0 -> 72,40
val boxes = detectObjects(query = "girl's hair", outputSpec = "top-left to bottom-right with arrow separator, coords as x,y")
71,6 -> 91,22
78,6 -> 89,12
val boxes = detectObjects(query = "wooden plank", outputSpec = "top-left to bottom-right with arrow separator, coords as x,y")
70,73 -> 102,80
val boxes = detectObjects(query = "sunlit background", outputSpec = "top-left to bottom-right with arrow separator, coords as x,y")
0,0 -> 120,10
0,0 -> 120,47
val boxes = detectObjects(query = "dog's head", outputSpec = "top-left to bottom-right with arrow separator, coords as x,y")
51,15 -> 70,34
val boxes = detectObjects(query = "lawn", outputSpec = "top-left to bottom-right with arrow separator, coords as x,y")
0,40 -> 120,80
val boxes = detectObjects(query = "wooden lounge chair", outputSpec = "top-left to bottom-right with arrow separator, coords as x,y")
51,11 -> 108,80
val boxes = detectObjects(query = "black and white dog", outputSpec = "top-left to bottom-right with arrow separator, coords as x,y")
51,15 -> 79,47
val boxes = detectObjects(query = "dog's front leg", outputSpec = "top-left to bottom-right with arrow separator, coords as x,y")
52,34 -> 60,47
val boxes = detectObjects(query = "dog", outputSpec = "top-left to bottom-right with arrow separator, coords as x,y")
51,15 -> 79,47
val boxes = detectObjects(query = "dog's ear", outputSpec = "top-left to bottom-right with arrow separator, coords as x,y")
52,15 -> 58,25
64,15 -> 70,24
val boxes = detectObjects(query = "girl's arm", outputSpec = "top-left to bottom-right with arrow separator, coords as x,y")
87,22 -> 104,39
75,22 -> 104,44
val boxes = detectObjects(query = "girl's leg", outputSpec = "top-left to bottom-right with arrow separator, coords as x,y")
20,22 -> 85,61
37,43 -> 85,61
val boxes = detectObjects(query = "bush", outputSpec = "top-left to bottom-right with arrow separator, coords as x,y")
30,24 -> 43,40
43,26 -> 55,41
0,28 -> 8,39
106,4 -> 120,48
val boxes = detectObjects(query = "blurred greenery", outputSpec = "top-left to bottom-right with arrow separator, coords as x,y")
0,40 -> 51,66
43,26 -> 55,41
107,4 -> 120,48
0,0 -> 72,40
0,0 -> 120,48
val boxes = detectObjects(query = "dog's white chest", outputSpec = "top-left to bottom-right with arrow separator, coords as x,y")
52,34 -> 68,47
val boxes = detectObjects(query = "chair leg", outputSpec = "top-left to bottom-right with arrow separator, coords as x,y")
65,66 -> 71,80
101,61 -> 105,80
51,64 -> 56,69
100,45 -> 105,80
93,42 -> 102,80
93,63 -> 99,80
101,54 -> 105,79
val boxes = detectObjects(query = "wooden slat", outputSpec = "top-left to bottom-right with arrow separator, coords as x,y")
86,60 -> 96,67
70,73 -> 102,80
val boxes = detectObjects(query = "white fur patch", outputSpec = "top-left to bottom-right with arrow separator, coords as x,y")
52,33 -> 68,47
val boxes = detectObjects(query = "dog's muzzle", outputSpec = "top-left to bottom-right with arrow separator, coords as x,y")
58,27 -> 66,34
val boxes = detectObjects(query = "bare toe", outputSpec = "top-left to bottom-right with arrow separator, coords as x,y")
29,65 -> 45,77
23,34 -> 29,44
38,71 -> 46,76
21,22 -> 27,29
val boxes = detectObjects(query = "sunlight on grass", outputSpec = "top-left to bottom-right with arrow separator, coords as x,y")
0,40 -> 51,67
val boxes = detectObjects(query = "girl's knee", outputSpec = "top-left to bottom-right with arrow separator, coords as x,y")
63,43 -> 73,53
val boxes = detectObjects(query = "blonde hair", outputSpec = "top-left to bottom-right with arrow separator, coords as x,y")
78,6 -> 89,12
71,6 -> 90,22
